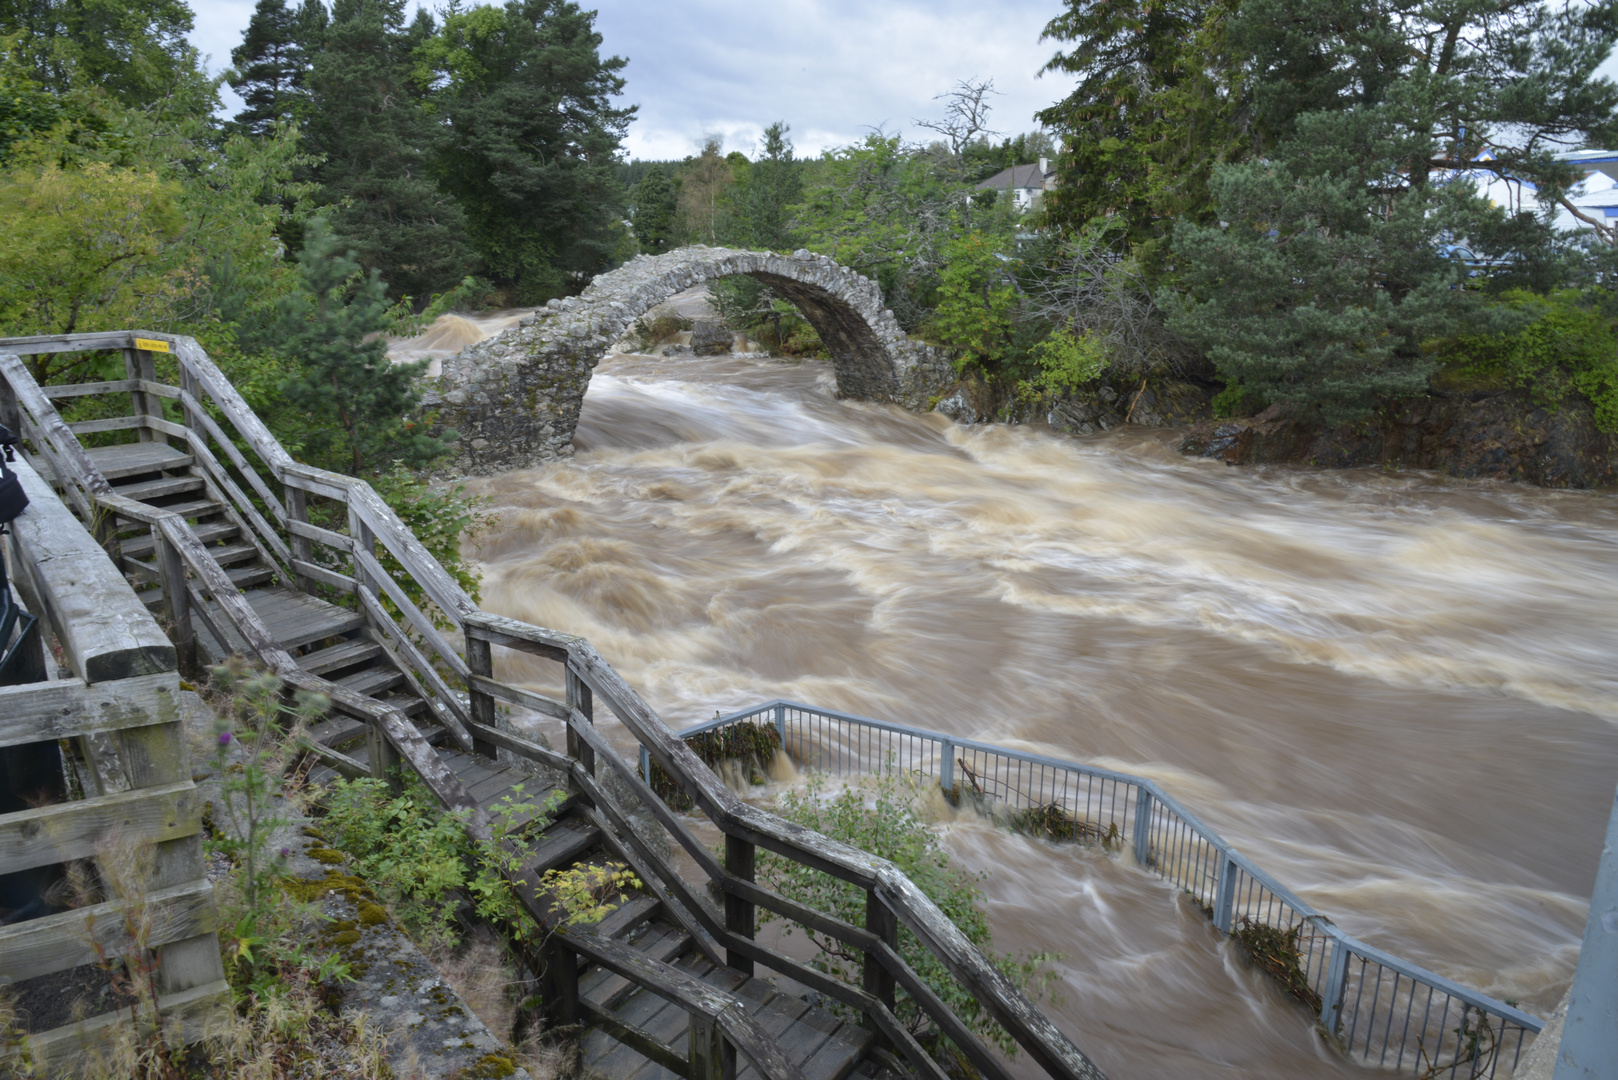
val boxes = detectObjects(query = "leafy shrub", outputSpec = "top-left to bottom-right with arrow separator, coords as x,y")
1019,327 -> 1106,401
756,772 -> 1056,1059
1431,290 -> 1618,431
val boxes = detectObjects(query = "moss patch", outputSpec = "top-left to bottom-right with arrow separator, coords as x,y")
357,901 -> 388,927
454,1053 -> 517,1079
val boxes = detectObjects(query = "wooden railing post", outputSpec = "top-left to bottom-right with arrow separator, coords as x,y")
367,720 -> 400,789
688,1012 -> 736,1080
540,937 -> 579,1029
285,485 -> 316,594
724,834 -> 755,976
154,526 -> 196,677
863,889 -> 897,1040
464,629 -> 499,760
124,347 -> 156,444
566,665 -> 596,804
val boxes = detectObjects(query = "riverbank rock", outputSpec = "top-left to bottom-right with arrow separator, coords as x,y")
1177,389 -> 1617,488
932,373 -> 1216,432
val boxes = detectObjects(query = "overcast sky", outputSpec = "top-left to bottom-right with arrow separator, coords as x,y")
187,0 -> 1075,161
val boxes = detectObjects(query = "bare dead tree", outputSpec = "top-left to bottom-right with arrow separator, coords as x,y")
1027,233 -> 1200,377
915,78 -> 1003,157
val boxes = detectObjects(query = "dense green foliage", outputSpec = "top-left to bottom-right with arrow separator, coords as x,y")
418,0 -> 634,301
1038,0 -> 1618,422
1434,290 -> 1618,431
758,773 -> 1055,1059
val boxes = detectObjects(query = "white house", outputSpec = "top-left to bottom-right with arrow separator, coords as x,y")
974,158 -> 1057,211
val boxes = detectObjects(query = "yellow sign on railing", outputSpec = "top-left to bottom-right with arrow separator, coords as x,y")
133,338 -> 169,353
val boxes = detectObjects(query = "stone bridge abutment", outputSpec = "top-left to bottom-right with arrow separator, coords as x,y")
425,246 -> 953,474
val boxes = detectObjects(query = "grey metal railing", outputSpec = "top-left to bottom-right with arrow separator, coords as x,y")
658,699 -> 1545,1078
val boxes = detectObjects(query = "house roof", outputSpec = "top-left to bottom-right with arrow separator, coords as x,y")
975,163 -> 1049,191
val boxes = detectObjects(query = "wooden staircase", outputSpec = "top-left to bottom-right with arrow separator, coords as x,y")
0,332 -> 1107,1080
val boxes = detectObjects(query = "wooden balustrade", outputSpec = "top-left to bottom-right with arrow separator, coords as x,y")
0,330 -> 1108,1080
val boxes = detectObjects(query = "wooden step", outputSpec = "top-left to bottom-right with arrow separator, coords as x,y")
580,922 -> 693,1011
88,441 -> 193,480
228,564 -> 276,589
298,638 -> 386,676
332,665 -> 406,698
307,715 -> 370,750
209,541 -> 260,568
113,475 -> 204,500
378,692 -> 430,719
143,496 -> 223,519
120,520 -> 237,559
523,818 -> 601,876
242,587 -> 366,650
592,894 -> 661,940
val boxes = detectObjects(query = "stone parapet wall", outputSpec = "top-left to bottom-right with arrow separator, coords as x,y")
421,246 -> 955,475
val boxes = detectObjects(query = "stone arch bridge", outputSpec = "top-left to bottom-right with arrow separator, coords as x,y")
425,246 -> 953,474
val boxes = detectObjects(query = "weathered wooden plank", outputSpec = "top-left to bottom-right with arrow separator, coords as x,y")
169,337 -> 294,472
350,547 -> 470,681
15,978 -> 230,1073
464,719 -> 573,772
175,386 -> 286,525
39,378 -> 140,399
469,674 -> 569,720
298,738 -> 369,781
0,672 -> 179,749
290,558 -> 357,594
0,780 -> 201,873
66,415 -> 188,439
6,456 -> 175,681
463,610 -> 577,661
288,517 -> 352,553
466,768 -> 527,805
0,330 -> 136,355
0,879 -> 217,984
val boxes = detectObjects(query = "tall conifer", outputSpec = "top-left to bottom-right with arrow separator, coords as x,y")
419,0 -> 633,300
304,0 -> 473,302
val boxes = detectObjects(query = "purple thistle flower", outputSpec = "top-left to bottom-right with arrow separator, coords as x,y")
279,847 -> 291,859
218,731 -> 232,746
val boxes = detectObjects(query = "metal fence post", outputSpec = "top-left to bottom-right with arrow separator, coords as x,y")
940,739 -> 955,795
1133,787 -> 1154,866
773,702 -> 786,752
1213,854 -> 1238,933
1320,931 -> 1352,1035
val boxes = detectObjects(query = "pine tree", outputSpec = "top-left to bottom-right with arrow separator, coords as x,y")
277,217 -> 447,473
730,121 -> 801,251
1165,0 -> 1618,421
304,0 -> 473,302
1036,0 -> 1242,254
420,0 -> 633,300
229,0 -> 306,135
630,166 -> 676,254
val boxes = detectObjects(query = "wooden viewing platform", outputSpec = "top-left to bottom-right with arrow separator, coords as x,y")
0,331 -> 1108,1080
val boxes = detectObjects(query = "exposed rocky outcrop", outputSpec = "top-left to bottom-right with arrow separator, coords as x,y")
1177,390 -> 1617,488
931,373 -> 1216,433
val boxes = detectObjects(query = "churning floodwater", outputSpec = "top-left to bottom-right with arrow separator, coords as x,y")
456,348 -> 1618,1079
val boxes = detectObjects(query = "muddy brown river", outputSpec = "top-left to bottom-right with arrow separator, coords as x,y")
457,349 -> 1618,1079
